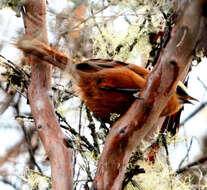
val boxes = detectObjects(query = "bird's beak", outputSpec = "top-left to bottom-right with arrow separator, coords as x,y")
179,95 -> 198,105
176,82 -> 199,104
179,97 -> 194,104
185,95 -> 199,102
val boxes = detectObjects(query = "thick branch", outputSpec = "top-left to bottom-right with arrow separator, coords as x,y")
92,1 -> 206,189
21,1 -> 73,189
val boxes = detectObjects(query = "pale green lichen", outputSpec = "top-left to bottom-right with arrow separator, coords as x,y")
93,24 -> 152,65
92,1 -> 173,66
22,168 -> 51,190
126,157 -> 193,190
118,0 -> 174,12
109,113 -> 120,122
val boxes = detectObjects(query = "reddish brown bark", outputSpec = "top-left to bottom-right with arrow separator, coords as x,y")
143,62 -> 191,142
21,0 -> 73,189
92,1 -> 206,189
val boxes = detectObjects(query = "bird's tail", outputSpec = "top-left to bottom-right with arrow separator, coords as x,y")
16,36 -> 77,78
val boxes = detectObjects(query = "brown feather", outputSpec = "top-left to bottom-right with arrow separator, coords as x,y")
16,37 -> 196,122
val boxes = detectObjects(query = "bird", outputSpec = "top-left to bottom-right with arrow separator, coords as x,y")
16,37 -> 197,122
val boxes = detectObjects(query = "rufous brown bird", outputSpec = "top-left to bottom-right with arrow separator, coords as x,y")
17,37 -> 197,122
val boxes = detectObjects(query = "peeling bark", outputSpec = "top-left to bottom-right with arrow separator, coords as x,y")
92,1 -> 206,189
21,0 -> 73,189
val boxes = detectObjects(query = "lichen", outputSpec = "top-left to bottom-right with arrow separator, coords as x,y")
22,168 -> 51,190
126,157 -> 192,190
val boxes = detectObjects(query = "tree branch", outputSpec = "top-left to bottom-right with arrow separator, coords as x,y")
0,137 -> 25,167
21,0 -> 73,189
176,154 -> 207,174
92,1 -> 206,189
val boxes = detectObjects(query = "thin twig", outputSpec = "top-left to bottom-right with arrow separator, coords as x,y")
21,125 -> 42,173
176,154 -> 207,174
0,179 -> 20,190
0,54 -> 30,79
78,101 -> 84,134
59,3 -> 115,37
0,137 -> 25,167
86,108 -> 100,156
181,102 -> 207,126
56,111 -> 95,152
197,76 -> 207,91
14,88 -> 42,173
178,137 -> 193,169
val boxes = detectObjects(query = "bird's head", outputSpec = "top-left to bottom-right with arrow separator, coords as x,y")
176,81 -> 198,104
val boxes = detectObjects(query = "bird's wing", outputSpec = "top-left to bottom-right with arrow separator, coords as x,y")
100,86 -> 142,98
75,59 -> 127,73
76,58 -> 150,78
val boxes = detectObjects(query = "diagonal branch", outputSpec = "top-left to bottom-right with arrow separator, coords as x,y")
176,154 -> 207,174
21,0 -> 73,189
92,1 -> 207,189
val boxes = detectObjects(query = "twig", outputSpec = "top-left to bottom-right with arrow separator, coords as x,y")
180,101 -> 207,126
0,137 -> 25,167
59,2 -> 115,37
21,125 -> 42,173
0,54 -> 29,78
179,76 -> 207,125
56,111 -> 95,152
178,137 -> 193,169
161,134 -> 173,190
78,101 -> 84,134
86,108 -> 100,156
197,76 -> 207,91
176,154 -> 207,174
0,179 -> 20,190
13,90 -> 42,173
